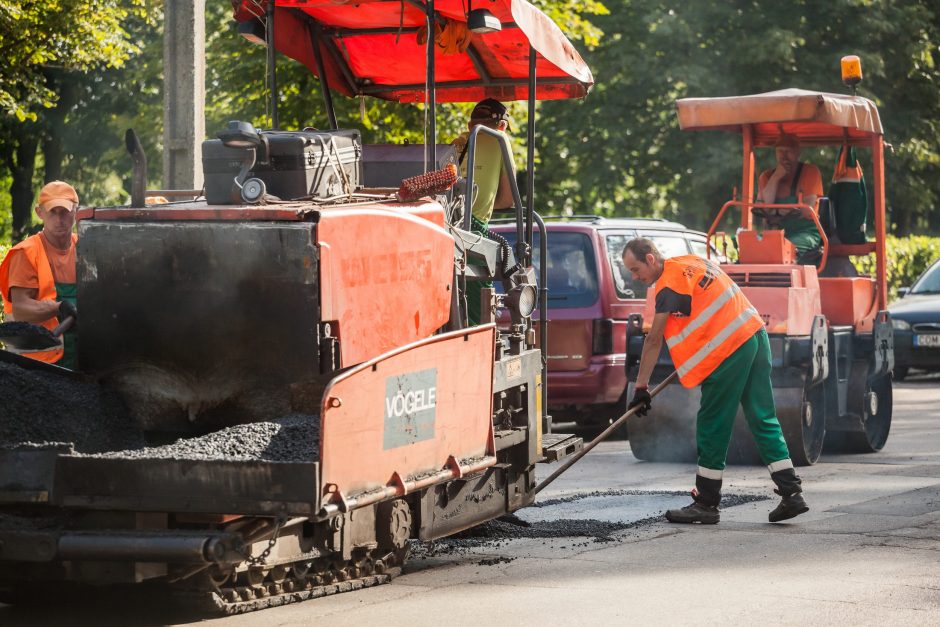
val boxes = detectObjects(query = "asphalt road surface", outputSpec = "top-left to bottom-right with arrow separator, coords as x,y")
3,375 -> 938,626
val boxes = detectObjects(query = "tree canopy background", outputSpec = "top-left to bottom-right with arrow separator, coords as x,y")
1,0 -> 938,242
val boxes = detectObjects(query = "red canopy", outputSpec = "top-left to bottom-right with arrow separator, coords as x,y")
233,0 -> 594,103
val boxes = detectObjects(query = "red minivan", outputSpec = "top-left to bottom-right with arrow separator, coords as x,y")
491,217 -> 720,427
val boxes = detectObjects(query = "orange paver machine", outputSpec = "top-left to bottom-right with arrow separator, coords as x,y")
627,59 -> 894,466
0,0 -> 592,614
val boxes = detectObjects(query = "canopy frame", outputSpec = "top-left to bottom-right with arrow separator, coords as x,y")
677,89 -> 888,311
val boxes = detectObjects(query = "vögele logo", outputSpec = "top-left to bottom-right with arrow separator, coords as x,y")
383,368 -> 438,449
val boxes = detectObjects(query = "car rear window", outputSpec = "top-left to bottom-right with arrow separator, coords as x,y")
688,237 -> 709,258
639,232 -> 691,258
500,231 -> 599,308
606,232 -> 691,299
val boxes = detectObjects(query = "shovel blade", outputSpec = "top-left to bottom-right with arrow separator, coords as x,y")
0,321 -> 61,351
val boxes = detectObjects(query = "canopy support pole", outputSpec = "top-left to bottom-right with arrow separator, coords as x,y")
266,1 -> 279,129
309,23 -> 338,130
425,0 -> 436,171
526,45 -> 547,434
525,46 -> 536,253
872,135 -> 888,310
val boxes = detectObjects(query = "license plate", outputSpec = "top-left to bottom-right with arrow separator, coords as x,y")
914,333 -> 940,347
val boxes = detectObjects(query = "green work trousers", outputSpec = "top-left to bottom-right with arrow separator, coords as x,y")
55,281 -> 78,371
465,216 -> 492,326
696,328 -> 790,470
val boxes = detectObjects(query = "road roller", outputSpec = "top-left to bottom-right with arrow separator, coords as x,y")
0,0 -> 592,614
626,60 -> 894,466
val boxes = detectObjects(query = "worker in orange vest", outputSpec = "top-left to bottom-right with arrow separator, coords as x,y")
622,237 -> 808,524
0,181 -> 80,369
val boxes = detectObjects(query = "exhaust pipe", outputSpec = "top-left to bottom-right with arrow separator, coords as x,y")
125,128 -> 147,208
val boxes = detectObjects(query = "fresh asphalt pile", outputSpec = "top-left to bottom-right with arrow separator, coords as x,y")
0,361 -> 144,453
89,414 -> 320,462
1,360 -> 320,461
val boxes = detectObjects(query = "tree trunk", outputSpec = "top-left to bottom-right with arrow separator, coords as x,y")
6,124 -> 41,242
42,70 -> 79,184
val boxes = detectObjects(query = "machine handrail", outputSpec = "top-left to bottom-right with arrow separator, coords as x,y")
462,124 -> 529,266
706,199 -> 829,274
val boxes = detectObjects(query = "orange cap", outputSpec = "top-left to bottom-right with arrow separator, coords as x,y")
38,181 -> 79,211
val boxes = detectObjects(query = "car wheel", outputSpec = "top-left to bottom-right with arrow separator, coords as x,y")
894,366 -> 908,381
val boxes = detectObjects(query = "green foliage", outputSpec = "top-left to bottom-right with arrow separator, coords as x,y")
535,0 -> 940,236
0,172 -> 11,242
4,0 -> 940,248
853,235 -> 940,301
0,0 -> 147,121
53,6 -> 163,207
531,0 -> 609,47
0,243 -> 6,322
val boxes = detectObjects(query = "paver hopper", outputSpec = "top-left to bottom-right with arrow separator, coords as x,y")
0,0 -> 592,614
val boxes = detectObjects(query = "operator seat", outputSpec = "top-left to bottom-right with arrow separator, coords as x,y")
818,196 -> 859,278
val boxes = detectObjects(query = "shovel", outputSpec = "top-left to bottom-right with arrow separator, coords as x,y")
0,316 -> 75,352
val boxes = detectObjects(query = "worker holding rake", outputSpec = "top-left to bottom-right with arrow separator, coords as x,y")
623,238 -> 809,524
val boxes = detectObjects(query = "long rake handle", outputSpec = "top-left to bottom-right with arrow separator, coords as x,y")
534,371 -> 679,495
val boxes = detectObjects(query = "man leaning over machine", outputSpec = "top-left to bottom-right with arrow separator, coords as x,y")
623,238 -> 809,524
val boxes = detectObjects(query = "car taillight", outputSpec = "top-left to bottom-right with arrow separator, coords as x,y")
592,318 -> 614,355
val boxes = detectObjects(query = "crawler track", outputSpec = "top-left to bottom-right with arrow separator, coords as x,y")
175,548 -> 408,615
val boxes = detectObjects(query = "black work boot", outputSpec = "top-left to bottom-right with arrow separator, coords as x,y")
665,501 -> 720,524
769,467 -> 809,523
666,474 -> 721,524
768,490 -> 809,522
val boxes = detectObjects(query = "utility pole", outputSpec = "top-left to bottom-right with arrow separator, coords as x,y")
163,0 -> 205,191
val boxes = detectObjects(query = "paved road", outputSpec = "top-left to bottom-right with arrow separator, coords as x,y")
3,376 -> 939,626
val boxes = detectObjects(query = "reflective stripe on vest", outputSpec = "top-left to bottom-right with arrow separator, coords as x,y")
657,256 -> 764,388
666,282 -> 743,350
675,305 -> 760,380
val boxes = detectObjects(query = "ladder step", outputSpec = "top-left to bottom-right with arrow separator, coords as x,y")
540,433 -> 584,462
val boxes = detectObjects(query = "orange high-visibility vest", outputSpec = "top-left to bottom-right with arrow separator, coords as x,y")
0,233 -> 76,363
655,255 -> 764,388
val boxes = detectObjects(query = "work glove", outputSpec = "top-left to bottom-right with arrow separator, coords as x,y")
629,386 -> 652,417
58,300 -> 78,324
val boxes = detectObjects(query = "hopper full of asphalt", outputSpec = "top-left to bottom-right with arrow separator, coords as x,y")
0,361 -> 144,453
2,360 -> 320,462
88,414 -> 321,462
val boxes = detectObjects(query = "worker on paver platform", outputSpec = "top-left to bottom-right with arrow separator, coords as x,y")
622,238 -> 809,524
0,181 -> 80,369
452,98 -> 515,325
757,134 -> 824,265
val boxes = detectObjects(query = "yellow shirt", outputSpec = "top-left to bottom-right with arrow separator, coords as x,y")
453,130 -> 513,224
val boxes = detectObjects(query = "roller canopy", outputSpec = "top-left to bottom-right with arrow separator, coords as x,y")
233,0 -> 593,103
676,88 -> 883,146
